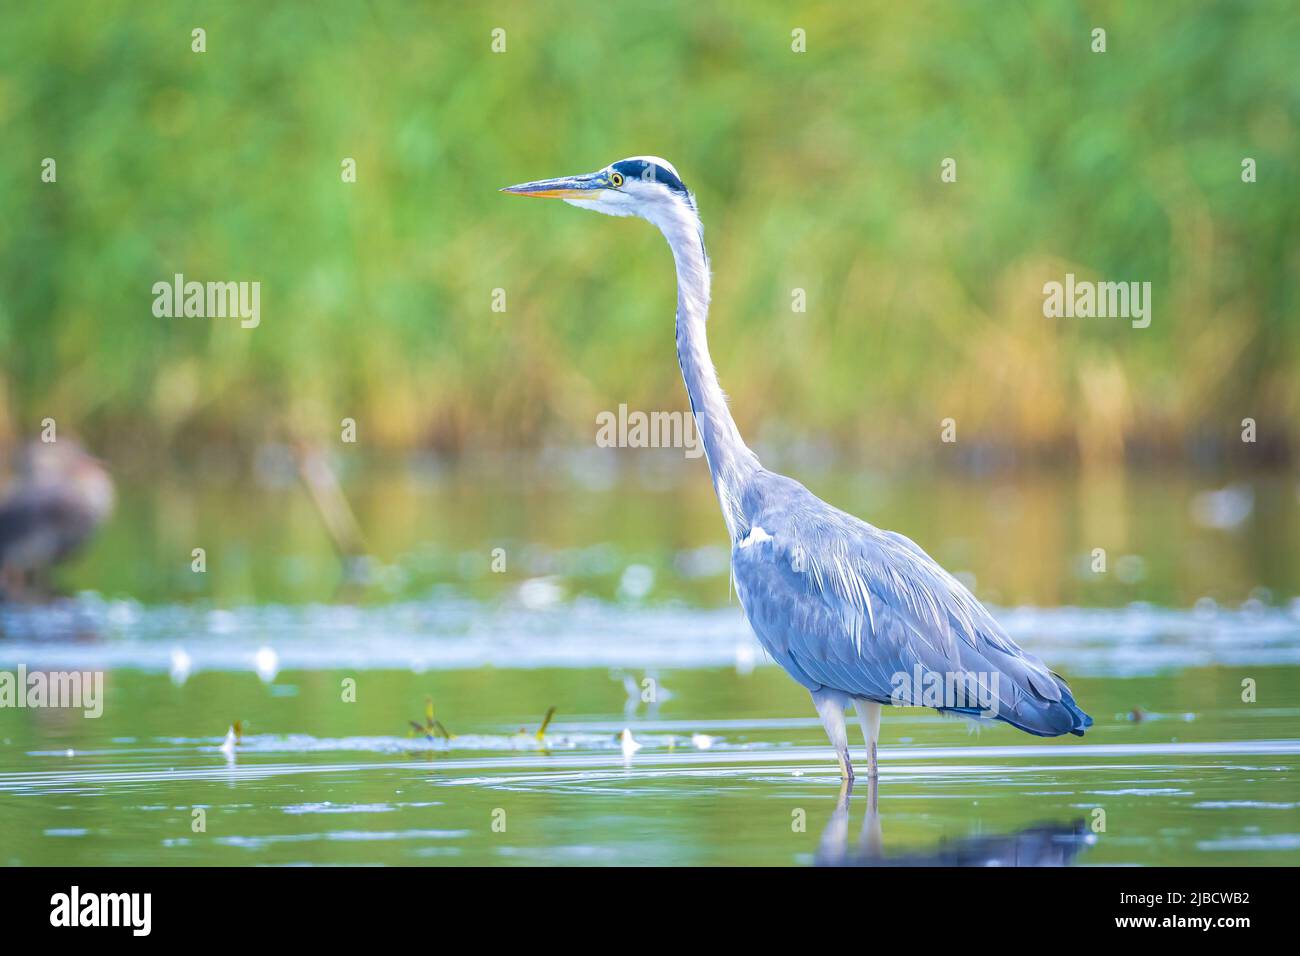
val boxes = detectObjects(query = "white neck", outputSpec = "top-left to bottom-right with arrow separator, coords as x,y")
643,196 -> 760,540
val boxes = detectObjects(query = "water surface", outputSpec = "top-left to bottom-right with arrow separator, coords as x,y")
1,468 -> 1297,865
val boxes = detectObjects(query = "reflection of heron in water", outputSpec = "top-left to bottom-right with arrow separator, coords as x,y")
0,441 -> 114,599
814,781 -> 1090,867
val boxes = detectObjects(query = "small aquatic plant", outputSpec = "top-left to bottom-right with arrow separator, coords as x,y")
219,720 -> 246,756
408,696 -> 453,742
534,706 -> 556,742
516,706 -> 558,752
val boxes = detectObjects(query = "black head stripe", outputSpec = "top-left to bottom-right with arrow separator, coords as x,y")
612,159 -> 689,196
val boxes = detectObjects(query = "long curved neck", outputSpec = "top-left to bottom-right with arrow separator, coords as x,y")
646,198 -> 760,540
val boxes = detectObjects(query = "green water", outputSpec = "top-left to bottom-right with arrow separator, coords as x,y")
1,667 -> 1297,866
65,462 -> 1300,608
1,467 -> 1298,865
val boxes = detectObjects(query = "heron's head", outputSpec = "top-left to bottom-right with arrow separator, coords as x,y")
501,156 -> 694,224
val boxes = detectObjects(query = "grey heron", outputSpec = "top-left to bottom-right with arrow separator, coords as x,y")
503,157 -> 1092,780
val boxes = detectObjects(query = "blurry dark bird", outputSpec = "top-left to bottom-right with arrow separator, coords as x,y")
0,441 -> 115,598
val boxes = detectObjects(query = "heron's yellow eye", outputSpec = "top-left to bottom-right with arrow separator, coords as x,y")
609,171 -> 624,187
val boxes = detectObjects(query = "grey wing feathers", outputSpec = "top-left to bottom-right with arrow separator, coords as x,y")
732,471 -> 1091,737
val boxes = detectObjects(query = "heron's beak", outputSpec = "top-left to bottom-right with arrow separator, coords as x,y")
500,171 -> 608,200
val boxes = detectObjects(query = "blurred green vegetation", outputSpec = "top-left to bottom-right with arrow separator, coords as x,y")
0,0 -> 1297,467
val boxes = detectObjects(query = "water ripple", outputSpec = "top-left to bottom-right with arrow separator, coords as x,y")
2,595 -> 1297,676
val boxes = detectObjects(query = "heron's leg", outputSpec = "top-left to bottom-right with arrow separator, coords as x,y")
812,690 -> 853,781
856,700 -> 882,779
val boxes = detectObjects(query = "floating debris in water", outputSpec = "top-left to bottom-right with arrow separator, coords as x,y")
254,646 -> 279,683
219,721 -> 245,757
620,728 -> 642,761
517,577 -> 563,609
177,728 -> 725,756
691,733 -> 715,750
169,648 -> 193,686
617,564 -> 655,601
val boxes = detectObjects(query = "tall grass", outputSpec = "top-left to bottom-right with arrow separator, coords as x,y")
1,1 -> 1296,468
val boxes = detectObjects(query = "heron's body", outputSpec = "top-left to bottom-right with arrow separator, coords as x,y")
504,156 -> 1091,778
